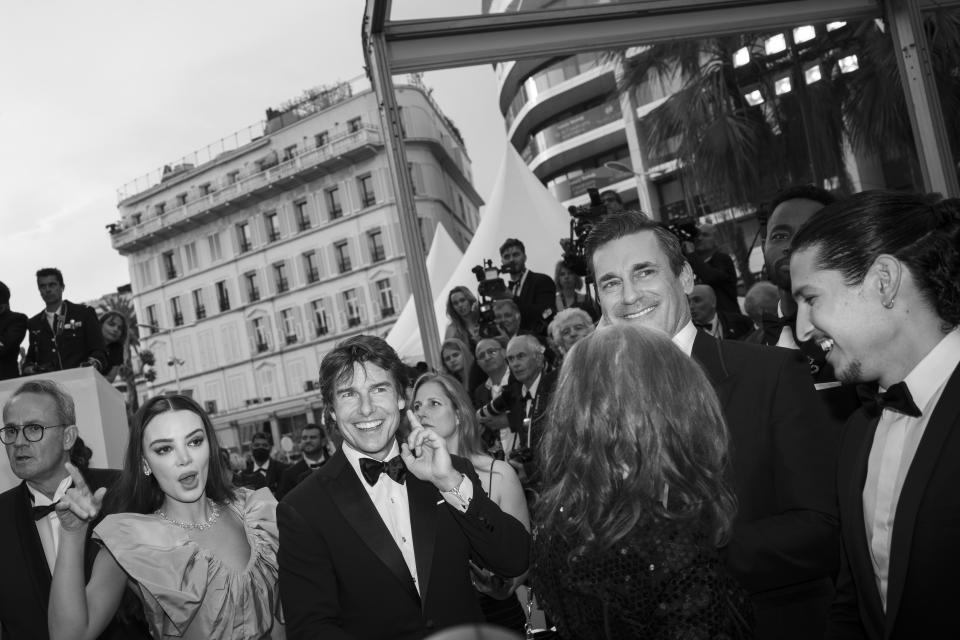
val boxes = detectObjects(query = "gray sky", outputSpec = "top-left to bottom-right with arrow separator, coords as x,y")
0,0 -> 506,314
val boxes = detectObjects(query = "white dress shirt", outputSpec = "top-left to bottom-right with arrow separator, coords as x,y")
28,475 -> 73,572
862,329 -> 960,610
673,321 -> 698,357
342,440 -> 473,595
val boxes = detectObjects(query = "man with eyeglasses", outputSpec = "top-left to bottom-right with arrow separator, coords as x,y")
0,379 -> 133,640
471,339 -> 513,457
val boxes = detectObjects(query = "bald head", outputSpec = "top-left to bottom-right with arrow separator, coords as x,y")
743,281 -> 780,324
688,284 -> 717,325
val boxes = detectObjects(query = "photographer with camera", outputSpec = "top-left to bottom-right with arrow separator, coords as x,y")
476,335 -> 556,493
680,223 -> 741,315
499,238 -> 556,337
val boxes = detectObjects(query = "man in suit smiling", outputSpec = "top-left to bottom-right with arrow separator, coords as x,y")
277,335 -> 530,640
586,212 -> 840,640
790,191 -> 960,639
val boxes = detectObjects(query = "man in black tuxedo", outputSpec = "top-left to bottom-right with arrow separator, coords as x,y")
499,238 -> 556,335
22,268 -> 107,376
761,185 -> 861,423
239,431 -> 287,497
0,379 -> 142,640
688,284 -> 754,340
586,212 -> 840,640
0,281 -> 28,380
278,335 -> 530,640
790,191 -> 960,639
277,423 -> 333,498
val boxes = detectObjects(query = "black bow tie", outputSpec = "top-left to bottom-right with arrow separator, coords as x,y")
694,321 -> 712,330
307,462 -> 324,469
857,382 -> 922,418
32,503 -> 58,521
359,456 -> 407,486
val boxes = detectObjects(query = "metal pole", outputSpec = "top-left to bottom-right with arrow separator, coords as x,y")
887,0 -> 960,196
168,327 -> 182,394
365,22 -> 442,367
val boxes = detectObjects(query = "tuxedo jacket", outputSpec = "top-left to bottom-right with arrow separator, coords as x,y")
0,308 -> 28,380
277,450 -> 530,640
827,362 -> 960,640
513,270 -> 556,335
483,368 -> 557,445
692,332 -> 841,640
0,468 -> 144,640
23,300 -> 107,374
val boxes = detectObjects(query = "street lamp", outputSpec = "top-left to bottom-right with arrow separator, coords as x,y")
139,323 -> 183,393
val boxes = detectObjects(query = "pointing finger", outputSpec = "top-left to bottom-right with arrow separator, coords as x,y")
64,461 -> 89,495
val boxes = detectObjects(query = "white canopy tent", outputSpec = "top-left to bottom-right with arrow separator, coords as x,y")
387,143 -> 571,362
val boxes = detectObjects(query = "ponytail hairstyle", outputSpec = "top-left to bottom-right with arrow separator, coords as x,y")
791,190 -> 960,329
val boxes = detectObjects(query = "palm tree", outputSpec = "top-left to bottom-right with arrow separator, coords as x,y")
97,293 -> 141,413
614,10 -> 960,207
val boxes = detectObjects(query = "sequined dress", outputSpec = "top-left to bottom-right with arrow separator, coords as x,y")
531,515 -> 754,640
93,487 -> 280,639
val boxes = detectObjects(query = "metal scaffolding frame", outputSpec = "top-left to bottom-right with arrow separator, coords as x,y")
363,0 -> 959,366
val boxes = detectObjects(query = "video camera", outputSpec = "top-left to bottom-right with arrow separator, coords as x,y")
664,216 -> 700,244
561,187 -> 607,278
471,259 -> 508,339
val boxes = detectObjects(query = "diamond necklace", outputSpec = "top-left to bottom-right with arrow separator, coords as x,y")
154,498 -> 221,531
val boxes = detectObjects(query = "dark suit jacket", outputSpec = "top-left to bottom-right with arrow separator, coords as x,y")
827,362 -> 960,640
513,270 -> 556,335
277,450 -> 530,640
277,455 -> 330,499
689,250 -> 740,315
0,468 -> 145,640
715,311 -> 755,341
240,458 -> 288,497
0,308 -> 28,380
692,332 -> 840,640
23,301 -> 107,375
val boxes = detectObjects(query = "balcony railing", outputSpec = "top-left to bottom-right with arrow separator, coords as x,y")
306,268 -> 320,283
276,279 -> 289,293
249,288 -> 261,302
195,306 -> 207,320
111,125 -> 383,249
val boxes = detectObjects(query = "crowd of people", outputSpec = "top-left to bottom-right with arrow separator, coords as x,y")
1,186 -> 959,639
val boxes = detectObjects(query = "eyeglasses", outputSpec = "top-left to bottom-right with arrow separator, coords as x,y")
476,348 -> 502,360
0,423 -> 69,445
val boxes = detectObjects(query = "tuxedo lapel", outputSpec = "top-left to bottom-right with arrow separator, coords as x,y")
325,453 -> 420,605
13,482 -> 52,612
407,476 -> 439,609
842,412 -> 886,630
884,363 -> 960,632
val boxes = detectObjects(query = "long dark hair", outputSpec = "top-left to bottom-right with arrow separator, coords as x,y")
536,324 -> 736,556
106,394 -> 235,514
791,190 -> 960,328
99,311 -> 129,346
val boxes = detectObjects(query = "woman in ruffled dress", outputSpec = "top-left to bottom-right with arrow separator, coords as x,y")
49,394 -> 281,640
411,372 -> 530,634
531,324 -> 754,639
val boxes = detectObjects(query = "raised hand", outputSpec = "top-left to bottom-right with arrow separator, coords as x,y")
55,461 -> 107,533
401,410 -> 460,490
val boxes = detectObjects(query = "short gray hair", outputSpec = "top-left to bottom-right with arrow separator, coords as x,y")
3,379 -> 76,426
